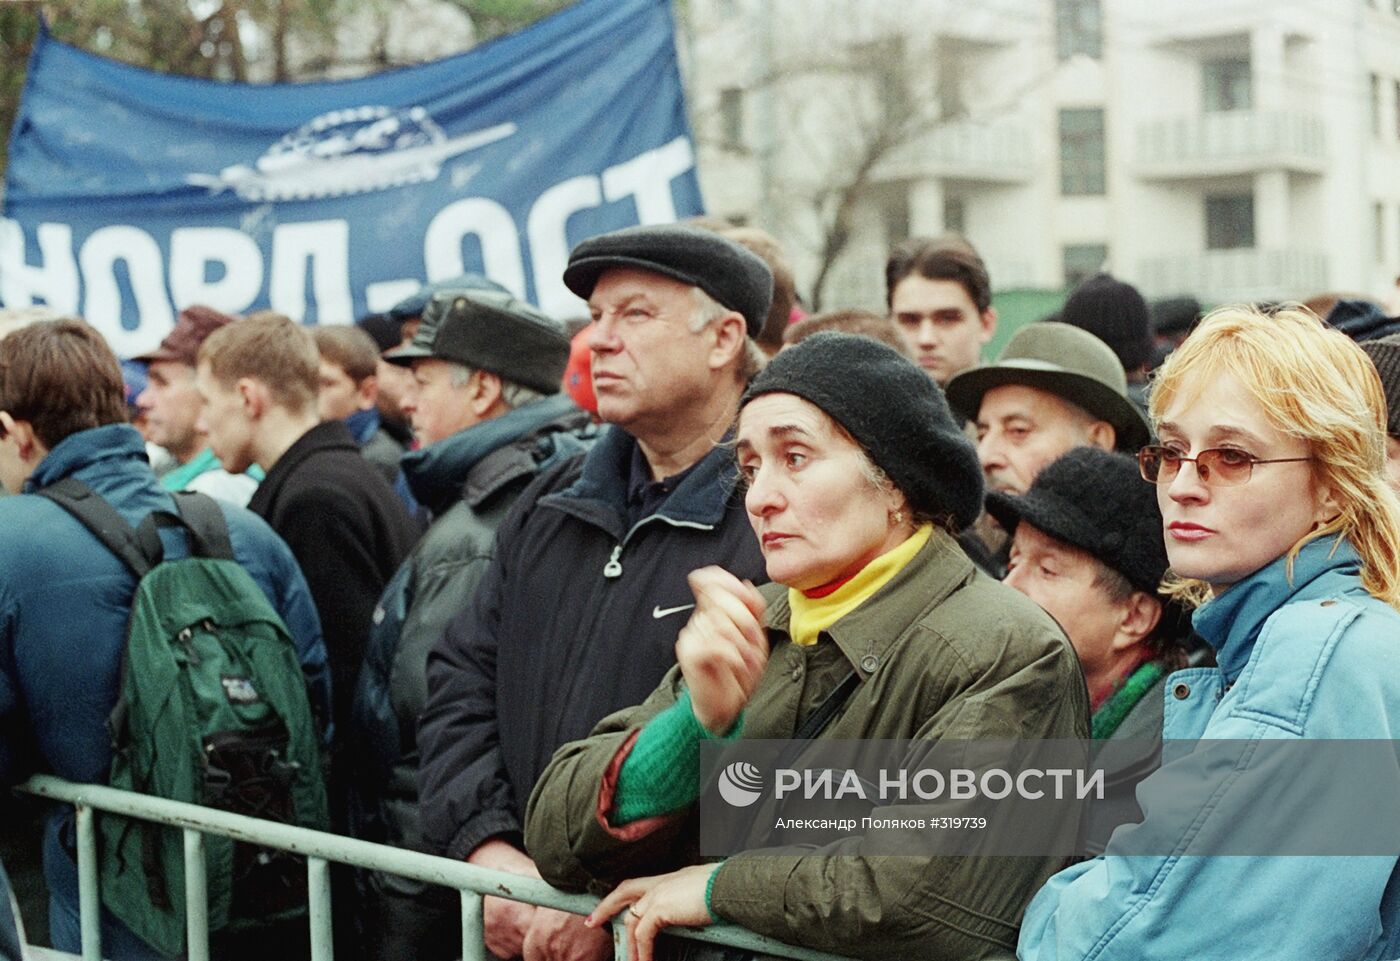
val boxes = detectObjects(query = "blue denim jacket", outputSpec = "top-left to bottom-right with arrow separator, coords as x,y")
1018,537 -> 1400,961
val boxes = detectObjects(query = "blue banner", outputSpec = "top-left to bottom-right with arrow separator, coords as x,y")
0,0 -> 702,356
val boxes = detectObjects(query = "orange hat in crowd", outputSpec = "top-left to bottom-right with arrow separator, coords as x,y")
563,324 -> 597,416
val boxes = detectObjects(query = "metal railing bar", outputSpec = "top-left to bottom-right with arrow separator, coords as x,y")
75,805 -> 101,961
22,776 -> 846,961
613,918 -> 630,961
307,857 -> 333,961
182,830 -> 209,961
459,890 -> 484,961
22,776 -> 590,914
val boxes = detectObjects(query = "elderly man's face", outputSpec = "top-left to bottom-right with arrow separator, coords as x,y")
402,358 -> 480,447
976,384 -> 1112,496
587,267 -> 722,433
136,361 -> 204,462
1004,524 -> 1136,690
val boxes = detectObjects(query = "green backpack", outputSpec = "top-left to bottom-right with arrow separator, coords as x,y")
39,478 -> 330,956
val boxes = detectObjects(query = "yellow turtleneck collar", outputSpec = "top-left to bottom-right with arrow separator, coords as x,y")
787,524 -> 932,647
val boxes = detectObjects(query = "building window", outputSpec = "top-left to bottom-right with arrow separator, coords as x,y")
1372,73 -> 1383,138
1202,58 -> 1252,112
1394,80 -> 1400,141
1206,193 -> 1255,250
1059,108 -> 1106,196
1063,244 -> 1108,289
944,195 -> 966,234
719,88 -> 743,150
1376,202 -> 1387,264
938,65 -> 965,121
1055,0 -> 1101,60
856,39 -> 904,125
882,186 -> 911,248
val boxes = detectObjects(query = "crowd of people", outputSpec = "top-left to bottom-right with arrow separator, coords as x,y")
0,221 -> 1399,961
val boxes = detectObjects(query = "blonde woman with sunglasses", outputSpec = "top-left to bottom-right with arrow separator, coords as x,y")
1018,305 -> 1400,961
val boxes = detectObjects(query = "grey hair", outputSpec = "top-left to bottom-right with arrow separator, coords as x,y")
848,435 -> 940,530
447,360 -> 546,410
688,286 -> 731,333
447,361 -> 476,389
690,286 -> 765,381
500,380 -> 547,409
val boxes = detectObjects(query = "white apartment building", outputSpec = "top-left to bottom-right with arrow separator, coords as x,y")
681,0 -> 1400,312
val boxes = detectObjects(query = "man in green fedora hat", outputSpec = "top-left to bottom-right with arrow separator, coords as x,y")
945,321 -> 1151,569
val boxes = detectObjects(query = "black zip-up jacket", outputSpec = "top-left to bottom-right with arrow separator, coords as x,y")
417,425 -> 765,861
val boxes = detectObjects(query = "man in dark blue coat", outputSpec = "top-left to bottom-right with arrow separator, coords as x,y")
0,319 -> 329,959
349,288 -> 590,960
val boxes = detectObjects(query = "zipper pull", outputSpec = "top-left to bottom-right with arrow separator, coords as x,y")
175,625 -> 202,666
603,544 -> 623,579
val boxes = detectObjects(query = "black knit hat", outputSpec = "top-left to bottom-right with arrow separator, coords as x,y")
1361,334 -> 1400,437
563,224 -> 774,338
1061,273 -> 1153,373
356,313 -> 401,354
986,447 -> 1167,594
1150,296 -> 1201,336
384,289 -> 569,395
741,331 -> 984,530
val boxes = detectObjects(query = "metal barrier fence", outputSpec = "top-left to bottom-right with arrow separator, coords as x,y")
18,775 -> 845,961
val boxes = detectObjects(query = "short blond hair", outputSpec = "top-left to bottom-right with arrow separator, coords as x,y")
1149,304 -> 1400,610
198,313 -> 319,414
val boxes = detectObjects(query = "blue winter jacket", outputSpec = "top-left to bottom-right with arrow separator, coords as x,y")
0,424 -> 330,788
1018,537 -> 1400,961
0,425 -> 331,957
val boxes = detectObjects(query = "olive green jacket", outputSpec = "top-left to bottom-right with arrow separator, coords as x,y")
524,530 -> 1089,960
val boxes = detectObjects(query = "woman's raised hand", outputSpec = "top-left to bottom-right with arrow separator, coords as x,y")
676,566 -> 769,736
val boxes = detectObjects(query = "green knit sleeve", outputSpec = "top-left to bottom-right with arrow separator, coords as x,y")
611,690 -> 743,825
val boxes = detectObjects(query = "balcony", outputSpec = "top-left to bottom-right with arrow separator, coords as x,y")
1136,111 -> 1326,180
875,118 -> 1034,184
1136,248 -> 1327,303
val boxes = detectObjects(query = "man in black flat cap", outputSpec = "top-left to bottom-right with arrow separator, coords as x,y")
417,224 -> 770,961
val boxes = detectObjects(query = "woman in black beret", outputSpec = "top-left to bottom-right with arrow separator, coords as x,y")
525,332 -> 1089,961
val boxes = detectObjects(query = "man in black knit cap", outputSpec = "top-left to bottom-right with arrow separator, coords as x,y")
417,224 -> 771,961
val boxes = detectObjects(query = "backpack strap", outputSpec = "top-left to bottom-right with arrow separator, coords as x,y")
170,491 -> 235,561
130,491 -> 235,565
36,478 -> 155,577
